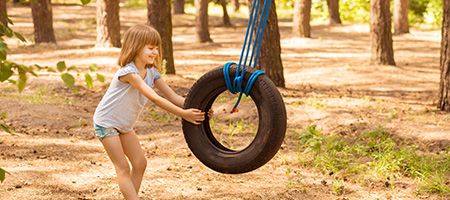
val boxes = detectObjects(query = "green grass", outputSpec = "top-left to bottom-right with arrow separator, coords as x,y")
143,107 -> 180,123
1,86 -> 73,105
209,117 -> 257,150
290,125 -> 450,196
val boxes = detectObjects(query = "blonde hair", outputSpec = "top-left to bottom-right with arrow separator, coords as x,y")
117,24 -> 162,71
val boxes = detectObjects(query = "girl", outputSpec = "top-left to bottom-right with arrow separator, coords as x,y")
93,24 -> 209,200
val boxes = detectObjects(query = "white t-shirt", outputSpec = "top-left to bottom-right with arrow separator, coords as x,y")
93,62 -> 162,133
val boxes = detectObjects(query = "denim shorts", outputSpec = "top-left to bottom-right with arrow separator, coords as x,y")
94,124 -> 120,141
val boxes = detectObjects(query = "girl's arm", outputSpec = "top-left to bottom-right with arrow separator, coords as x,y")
154,78 -> 185,108
120,73 -> 205,125
155,77 -> 215,118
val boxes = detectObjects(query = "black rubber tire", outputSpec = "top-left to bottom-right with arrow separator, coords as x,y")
182,64 -> 287,174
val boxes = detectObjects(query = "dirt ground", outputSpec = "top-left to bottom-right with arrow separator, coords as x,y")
1,3 -> 450,200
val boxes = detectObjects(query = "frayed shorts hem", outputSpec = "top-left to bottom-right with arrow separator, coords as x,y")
94,123 -> 120,141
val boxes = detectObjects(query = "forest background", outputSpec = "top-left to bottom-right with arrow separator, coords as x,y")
1,0 -> 450,199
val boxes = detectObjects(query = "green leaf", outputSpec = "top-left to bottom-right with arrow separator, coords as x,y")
17,71 -> 27,92
0,63 -> 13,82
80,0 -> 91,5
89,64 -> 98,72
5,15 -> 13,25
4,27 -> 12,37
1,112 -> 6,119
0,71 -> 12,82
56,61 -> 66,72
7,79 -> 16,84
67,65 -> 78,71
0,123 -> 10,133
61,73 -> 75,88
0,41 -> 9,61
29,70 -> 38,77
14,32 -> 26,42
85,73 -> 93,88
0,50 -> 6,61
67,66 -> 78,72
0,40 -> 9,50
17,64 -> 28,73
96,73 -> 105,82
47,68 -> 56,72
31,64 -> 42,71
0,167 -> 8,183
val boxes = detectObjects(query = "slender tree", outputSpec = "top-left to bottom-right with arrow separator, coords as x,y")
247,0 -> 285,87
173,0 -> 185,14
148,0 -> 175,74
293,0 -> 311,38
326,0 -> 341,25
438,0 -> 450,111
219,0 -> 232,27
393,0 -> 410,35
195,0 -> 213,42
30,0 -> 56,44
96,0 -> 121,47
0,0 -> 7,28
370,0 -> 395,65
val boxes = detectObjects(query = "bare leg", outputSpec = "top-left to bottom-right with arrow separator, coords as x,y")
120,130 -> 147,194
102,135 -> 139,200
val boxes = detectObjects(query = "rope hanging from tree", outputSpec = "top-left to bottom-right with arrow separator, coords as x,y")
182,0 -> 286,174
223,0 -> 273,113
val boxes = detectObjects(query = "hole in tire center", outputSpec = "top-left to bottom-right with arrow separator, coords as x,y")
209,92 -> 259,151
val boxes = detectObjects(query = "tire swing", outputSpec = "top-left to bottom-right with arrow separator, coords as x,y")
182,0 -> 286,174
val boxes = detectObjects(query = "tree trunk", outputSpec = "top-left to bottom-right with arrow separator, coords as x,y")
195,0 -> 213,43
247,0 -> 285,87
326,0 -> 341,25
232,0 -> 239,12
221,0 -> 232,27
438,0 -> 450,111
96,0 -> 121,48
0,0 -> 7,28
293,0 -> 311,38
30,0 -> 56,44
393,0 -> 409,35
173,0 -> 185,14
370,0 -> 395,65
148,0 -> 176,74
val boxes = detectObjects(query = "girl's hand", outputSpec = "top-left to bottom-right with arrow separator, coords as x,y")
208,109 -> 214,119
183,108 -> 205,125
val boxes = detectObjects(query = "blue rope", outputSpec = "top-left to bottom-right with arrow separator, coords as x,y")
223,0 -> 272,113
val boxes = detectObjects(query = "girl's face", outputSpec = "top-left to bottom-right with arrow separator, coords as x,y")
135,44 -> 159,67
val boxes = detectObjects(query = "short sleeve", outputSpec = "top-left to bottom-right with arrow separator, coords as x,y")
151,67 -> 162,81
154,73 -> 162,81
117,64 -> 139,79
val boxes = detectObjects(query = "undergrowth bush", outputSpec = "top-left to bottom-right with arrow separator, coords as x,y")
292,125 -> 450,196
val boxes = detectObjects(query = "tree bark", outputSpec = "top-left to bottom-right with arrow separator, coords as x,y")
293,0 -> 311,38
326,0 -> 341,25
173,0 -> 185,14
220,0 -> 232,27
439,0 -> 450,111
393,0 -> 409,35
96,0 -> 121,48
30,0 -> 56,44
195,0 -> 213,43
232,0 -> 240,12
0,0 -> 7,28
148,0 -> 176,74
247,0 -> 285,87
370,0 -> 395,65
